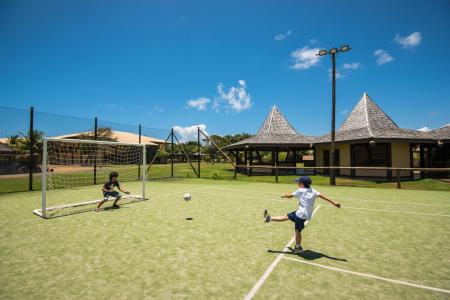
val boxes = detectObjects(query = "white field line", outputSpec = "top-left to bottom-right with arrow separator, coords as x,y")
322,204 -> 450,218
207,186 -> 450,207
198,190 -> 450,216
243,205 -> 321,300
339,197 -> 450,207
282,256 -> 450,295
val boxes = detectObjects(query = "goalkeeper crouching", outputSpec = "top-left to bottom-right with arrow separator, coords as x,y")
96,171 -> 130,212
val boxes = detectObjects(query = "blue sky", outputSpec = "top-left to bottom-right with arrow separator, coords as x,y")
0,0 -> 449,138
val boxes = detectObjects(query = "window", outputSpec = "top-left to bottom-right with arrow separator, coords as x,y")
354,145 -> 369,165
352,143 -> 389,166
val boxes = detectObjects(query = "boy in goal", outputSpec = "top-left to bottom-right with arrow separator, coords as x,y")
263,176 -> 341,253
96,171 -> 130,212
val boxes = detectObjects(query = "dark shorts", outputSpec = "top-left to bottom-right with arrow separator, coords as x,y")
103,191 -> 121,200
287,211 -> 307,232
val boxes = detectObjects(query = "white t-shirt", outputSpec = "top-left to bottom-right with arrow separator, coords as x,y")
292,188 -> 321,220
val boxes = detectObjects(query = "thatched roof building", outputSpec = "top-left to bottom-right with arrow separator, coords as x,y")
223,106 -> 313,150
53,130 -> 165,146
430,125 -> 450,142
315,93 -> 432,144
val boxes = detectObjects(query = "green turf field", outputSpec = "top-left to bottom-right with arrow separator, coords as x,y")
1,178 -> 449,299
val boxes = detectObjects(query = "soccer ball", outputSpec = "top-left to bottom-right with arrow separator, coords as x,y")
183,193 -> 192,201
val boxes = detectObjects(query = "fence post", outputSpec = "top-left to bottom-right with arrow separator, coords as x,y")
138,124 -> 142,180
396,169 -> 401,189
28,106 -> 34,191
94,117 -> 98,184
197,126 -> 200,178
275,150 -> 279,183
234,150 -> 238,180
171,128 -> 174,177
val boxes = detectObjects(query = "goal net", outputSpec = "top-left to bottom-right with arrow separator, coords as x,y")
34,138 -> 146,218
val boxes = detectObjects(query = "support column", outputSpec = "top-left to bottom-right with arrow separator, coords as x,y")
249,150 -> 253,176
94,117 -> 98,185
28,106 -> 34,191
171,128 -> 174,177
197,126 -> 201,178
275,149 -> 279,183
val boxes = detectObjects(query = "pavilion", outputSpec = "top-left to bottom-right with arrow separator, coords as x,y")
314,93 -> 435,179
223,106 -> 314,175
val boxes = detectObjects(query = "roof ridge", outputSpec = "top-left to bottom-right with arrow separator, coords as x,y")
364,93 -> 374,137
365,93 -> 399,128
267,106 -> 276,133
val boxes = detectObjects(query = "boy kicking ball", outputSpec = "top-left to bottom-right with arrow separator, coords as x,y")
96,171 -> 130,212
263,176 -> 341,254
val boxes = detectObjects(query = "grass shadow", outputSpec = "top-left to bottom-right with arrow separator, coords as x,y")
269,248 -> 347,262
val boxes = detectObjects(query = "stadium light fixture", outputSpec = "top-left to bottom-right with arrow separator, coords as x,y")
316,44 -> 352,186
340,45 -> 350,52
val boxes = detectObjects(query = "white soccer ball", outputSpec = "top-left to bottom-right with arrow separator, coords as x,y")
183,193 -> 192,201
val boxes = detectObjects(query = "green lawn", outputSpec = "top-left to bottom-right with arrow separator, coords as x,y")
1,162 -> 449,194
1,178 -> 449,299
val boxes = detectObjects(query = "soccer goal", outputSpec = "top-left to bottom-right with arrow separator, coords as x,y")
34,138 -> 146,218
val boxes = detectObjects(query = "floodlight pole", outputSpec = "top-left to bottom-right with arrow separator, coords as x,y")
330,52 -> 336,186
317,45 -> 351,186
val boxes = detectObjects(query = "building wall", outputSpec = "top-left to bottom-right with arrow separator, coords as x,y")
315,144 -> 351,176
316,142 -> 412,178
391,142 -> 411,177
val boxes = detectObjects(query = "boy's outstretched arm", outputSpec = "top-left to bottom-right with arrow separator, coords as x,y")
281,192 -> 294,199
119,187 -> 130,194
319,194 -> 341,208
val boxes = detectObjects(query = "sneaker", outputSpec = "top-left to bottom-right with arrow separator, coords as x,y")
263,209 -> 271,223
112,204 -> 120,209
293,246 -> 304,254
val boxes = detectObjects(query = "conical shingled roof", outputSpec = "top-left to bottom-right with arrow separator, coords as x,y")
339,93 -> 398,132
223,106 -> 313,150
257,106 -> 298,135
316,93 -> 431,143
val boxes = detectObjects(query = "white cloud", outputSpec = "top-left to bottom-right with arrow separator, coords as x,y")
374,49 -> 394,65
186,97 -> 210,111
216,80 -> 252,113
417,126 -> 431,132
342,62 -> 361,70
274,30 -> 293,41
290,46 -> 321,70
173,124 -> 207,142
309,38 -> 318,45
394,32 -> 422,49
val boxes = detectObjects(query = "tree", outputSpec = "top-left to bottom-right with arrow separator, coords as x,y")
7,130 -> 44,155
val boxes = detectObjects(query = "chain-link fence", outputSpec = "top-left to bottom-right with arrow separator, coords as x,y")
0,106 -> 171,193
1,105 -> 449,194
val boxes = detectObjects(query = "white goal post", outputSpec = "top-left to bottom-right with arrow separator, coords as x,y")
34,137 -> 146,218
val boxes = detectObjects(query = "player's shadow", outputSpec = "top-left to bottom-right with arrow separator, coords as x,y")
298,249 -> 347,262
269,248 -> 347,262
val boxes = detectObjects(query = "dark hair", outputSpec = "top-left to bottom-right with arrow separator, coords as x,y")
298,176 -> 312,188
109,172 -> 119,180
